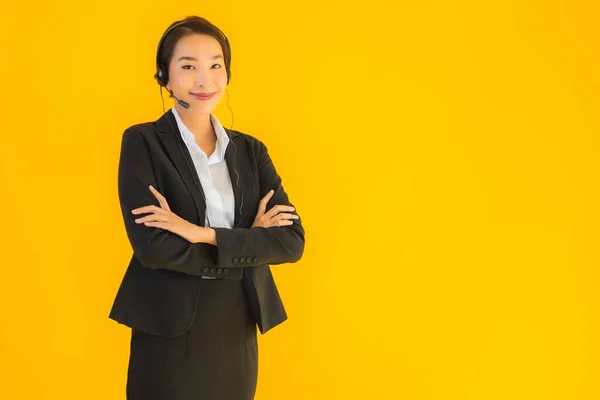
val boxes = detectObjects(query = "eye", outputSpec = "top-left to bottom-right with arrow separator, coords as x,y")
211,64 -> 222,69
182,65 -> 196,70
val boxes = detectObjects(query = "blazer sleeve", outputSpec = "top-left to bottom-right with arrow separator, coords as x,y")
118,127 -> 219,275
212,139 -> 306,267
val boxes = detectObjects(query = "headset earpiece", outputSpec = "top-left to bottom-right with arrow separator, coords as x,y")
154,68 -> 167,88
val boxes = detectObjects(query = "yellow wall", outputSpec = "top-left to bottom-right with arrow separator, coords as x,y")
1,1 -> 598,399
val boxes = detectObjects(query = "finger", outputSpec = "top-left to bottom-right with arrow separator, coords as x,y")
135,213 -> 169,224
132,205 -> 163,215
277,219 -> 294,226
257,190 -> 274,216
273,213 -> 299,221
264,204 -> 295,220
149,185 -> 171,212
143,221 -> 168,229
261,189 -> 275,202
259,190 -> 274,206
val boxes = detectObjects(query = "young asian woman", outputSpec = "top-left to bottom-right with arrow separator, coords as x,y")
108,15 -> 305,400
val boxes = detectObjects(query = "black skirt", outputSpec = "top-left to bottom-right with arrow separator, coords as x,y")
126,278 -> 258,400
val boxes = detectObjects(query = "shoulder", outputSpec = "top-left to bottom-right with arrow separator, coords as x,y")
117,122 -> 161,159
225,128 -> 269,156
119,121 -> 161,149
122,121 -> 157,138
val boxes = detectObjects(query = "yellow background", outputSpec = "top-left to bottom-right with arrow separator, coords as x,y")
0,1 -> 598,399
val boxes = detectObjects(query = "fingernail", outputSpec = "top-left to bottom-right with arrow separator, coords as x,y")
132,210 -> 137,214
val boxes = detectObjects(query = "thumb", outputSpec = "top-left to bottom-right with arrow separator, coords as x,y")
258,189 -> 274,214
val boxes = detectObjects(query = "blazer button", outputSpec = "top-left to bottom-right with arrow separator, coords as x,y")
246,256 -> 252,264
232,257 -> 239,265
239,258 -> 245,264
253,257 -> 259,263
210,268 -> 215,274
203,268 -> 209,273
224,268 -> 228,274
217,268 -> 222,275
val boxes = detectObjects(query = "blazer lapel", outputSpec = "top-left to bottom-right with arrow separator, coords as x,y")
155,111 -> 245,228
223,126 -> 247,228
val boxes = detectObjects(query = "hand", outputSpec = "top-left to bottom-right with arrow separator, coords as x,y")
251,189 -> 299,228
132,185 -> 203,243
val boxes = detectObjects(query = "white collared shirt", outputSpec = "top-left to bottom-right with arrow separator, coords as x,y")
171,107 -> 235,229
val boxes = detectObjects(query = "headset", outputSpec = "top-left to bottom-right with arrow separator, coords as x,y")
154,18 -> 244,229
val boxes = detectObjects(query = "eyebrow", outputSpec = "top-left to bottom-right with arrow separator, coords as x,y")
177,55 -> 223,62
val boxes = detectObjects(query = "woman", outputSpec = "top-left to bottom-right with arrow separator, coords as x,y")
108,15 -> 305,400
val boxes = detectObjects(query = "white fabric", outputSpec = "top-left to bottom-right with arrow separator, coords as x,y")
171,107 -> 235,229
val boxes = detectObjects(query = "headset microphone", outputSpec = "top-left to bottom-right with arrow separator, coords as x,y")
161,83 -> 190,109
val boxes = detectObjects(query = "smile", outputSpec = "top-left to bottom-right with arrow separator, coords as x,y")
190,92 -> 216,101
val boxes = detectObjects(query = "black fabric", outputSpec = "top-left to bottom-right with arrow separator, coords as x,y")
126,278 -> 258,400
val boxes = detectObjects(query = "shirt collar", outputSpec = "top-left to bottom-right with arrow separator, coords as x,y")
171,107 -> 229,162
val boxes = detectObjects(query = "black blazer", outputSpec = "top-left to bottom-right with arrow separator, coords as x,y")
108,110 -> 305,337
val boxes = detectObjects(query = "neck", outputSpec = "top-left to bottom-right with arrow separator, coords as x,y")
174,104 -> 215,142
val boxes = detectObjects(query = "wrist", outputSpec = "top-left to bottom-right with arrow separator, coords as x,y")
196,226 -> 217,246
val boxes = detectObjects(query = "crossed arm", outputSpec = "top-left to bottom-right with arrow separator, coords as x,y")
118,128 -> 305,276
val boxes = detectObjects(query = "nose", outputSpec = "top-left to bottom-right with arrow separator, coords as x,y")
194,68 -> 213,87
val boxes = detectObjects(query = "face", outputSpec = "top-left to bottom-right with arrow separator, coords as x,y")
166,33 -> 228,115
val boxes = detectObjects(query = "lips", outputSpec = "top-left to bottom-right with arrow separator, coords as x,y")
190,92 -> 216,100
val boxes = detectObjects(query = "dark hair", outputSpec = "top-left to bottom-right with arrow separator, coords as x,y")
156,15 -> 231,86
